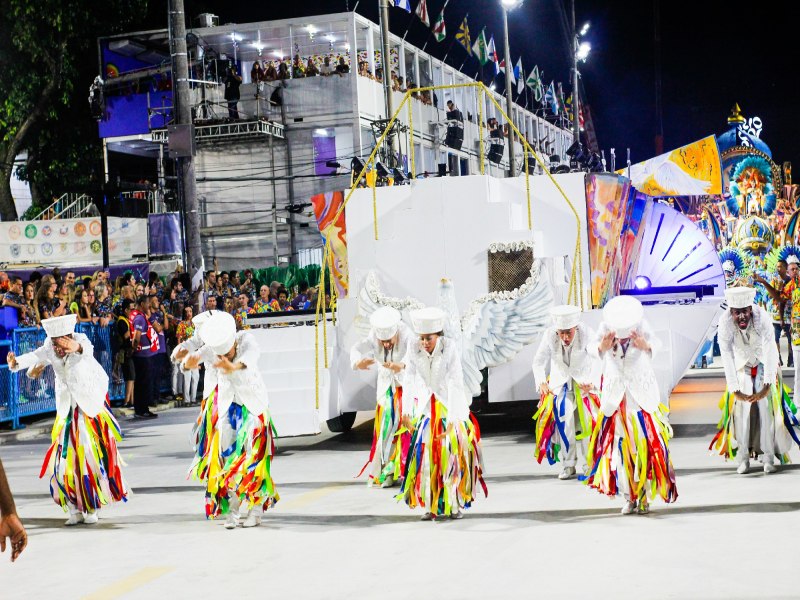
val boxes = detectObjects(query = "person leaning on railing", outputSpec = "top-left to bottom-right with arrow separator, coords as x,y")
2,276 -> 37,326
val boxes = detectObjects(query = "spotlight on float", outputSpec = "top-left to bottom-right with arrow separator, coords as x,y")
634,276 -> 652,290
374,161 -> 392,179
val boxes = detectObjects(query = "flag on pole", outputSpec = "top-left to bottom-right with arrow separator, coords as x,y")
393,0 -> 411,11
544,81 -> 559,114
526,65 -> 544,102
471,28 -> 489,65
557,82 -> 567,117
514,57 -> 524,94
487,35 -> 499,74
498,59 -> 515,85
415,0 -> 429,27
456,16 -> 471,55
432,1 -> 448,42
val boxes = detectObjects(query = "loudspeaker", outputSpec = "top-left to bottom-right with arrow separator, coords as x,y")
445,125 -> 464,150
168,124 -> 195,158
488,143 -> 505,164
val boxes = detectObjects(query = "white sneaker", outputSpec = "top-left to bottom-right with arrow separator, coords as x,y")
737,460 -> 750,475
637,499 -> 650,515
449,509 -> 463,520
621,500 -> 637,515
764,462 -> 777,474
420,512 -> 435,521
224,512 -> 240,530
380,476 -> 396,488
242,512 -> 262,528
83,512 -> 99,525
558,466 -> 576,480
65,512 -> 84,526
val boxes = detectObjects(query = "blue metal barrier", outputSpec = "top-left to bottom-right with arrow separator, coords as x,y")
1,323 -> 166,429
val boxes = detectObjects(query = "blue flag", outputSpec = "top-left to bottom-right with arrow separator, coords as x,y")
394,0 -> 412,11
544,81 -> 559,114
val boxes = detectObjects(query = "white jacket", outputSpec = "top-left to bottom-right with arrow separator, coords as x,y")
186,331 -> 269,417
718,304 -> 778,392
350,323 -> 413,404
173,332 -> 217,397
589,320 -> 661,415
402,337 -> 470,422
532,323 -> 598,391
10,333 -> 108,419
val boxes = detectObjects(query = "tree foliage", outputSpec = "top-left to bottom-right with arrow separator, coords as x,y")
0,0 -> 149,220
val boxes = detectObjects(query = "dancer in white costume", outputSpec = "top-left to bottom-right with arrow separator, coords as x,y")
710,287 -> 800,472
397,307 -> 486,521
532,305 -> 599,479
351,306 -> 414,487
7,315 -> 128,526
181,311 -> 279,528
583,296 -> 678,515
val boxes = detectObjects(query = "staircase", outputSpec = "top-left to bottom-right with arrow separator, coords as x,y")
29,193 -> 94,220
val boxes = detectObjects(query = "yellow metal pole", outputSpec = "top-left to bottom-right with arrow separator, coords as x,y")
478,86 -> 485,176
406,93 -> 415,179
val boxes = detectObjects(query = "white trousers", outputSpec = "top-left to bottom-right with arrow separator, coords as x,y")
556,388 -> 587,468
734,365 -> 775,464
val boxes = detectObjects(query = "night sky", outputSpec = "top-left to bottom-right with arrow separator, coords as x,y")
158,1 -> 799,168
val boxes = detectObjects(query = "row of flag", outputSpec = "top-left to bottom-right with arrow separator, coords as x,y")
392,0 -> 573,117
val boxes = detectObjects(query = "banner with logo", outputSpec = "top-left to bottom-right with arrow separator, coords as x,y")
0,217 -> 148,265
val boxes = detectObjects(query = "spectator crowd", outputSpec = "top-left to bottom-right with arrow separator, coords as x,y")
1,265 -> 328,420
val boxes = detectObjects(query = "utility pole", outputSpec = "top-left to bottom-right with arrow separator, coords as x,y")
501,5 -> 517,176
168,0 -> 204,280
571,0 -> 580,146
378,0 -> 396,167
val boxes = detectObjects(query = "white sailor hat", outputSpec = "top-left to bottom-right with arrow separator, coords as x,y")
41,314 -> 77,338
550,305 -> 581,330
722,260 -> 736,273
411,307 -> 446,335
370,306 -> 402,341
787,255 -> 800,265
192,309 -> 216,335
602,295 -> 643,339
198,311 -> 237,355
724,286 -> 756,309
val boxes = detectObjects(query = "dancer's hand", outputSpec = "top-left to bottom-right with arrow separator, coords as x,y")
751,385 -> 771,402
174,347 -> 189,362
538,382 -> 552,397
28,364 -> 45,379
0,514 -> 27,562
630,330 -> 650,352
52,336 -> 80,354
6,353 -> 16,370
578,382 -> 594,395
384,362 -> 404,374
598,331 -> 615,353
734,391 -> 752,403
183,353 -> 201,371
214,356 -> 241,375
401,415 -> 414,430
355,358 -> 375,370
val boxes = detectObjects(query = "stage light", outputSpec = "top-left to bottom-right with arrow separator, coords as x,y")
392,168 -> 408,184
325,160 -> 341,169
577,41 -> 591,62
374,161 -> 392,179
351,157 -> 366,173
580,22 -> 591,36
634,276 -> 652,290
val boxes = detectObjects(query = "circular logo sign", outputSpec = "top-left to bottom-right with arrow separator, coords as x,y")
8,225 -> 20,240
24,224 -> 37,239
41,225 -> 52,237
41,243 -> 53,256
59,224 -> 70,237
74,241 -> 87,254
10,244 -> 20,258
90,240 -> 102,254
89,220 -> 102,236
74,222 -> 87,237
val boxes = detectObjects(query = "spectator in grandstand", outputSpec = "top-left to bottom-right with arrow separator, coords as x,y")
116,298 -> 136,408
250,60 -> 264,86
252,285 -> 276,313
2,276 -> 35,325
221,271 -> 238,298
113,285 -> 135,317
375,67 -> 384,83
305,57 -> 319,77
269,281 -> 281,302
64,270 -> 76,293
224,64 -> 243,120
20,283 -> 38,328
135,282 -> 145,298
277,61 -> 290,80
233,292 -> 251,330
28,271 -> 43,290
149,295 -> 170,402
58,281 -> 74,315
76,288 -> 99,324
291,281 -> 310,310
397,76 -> 405,92
335,56 -> 350,75
131,295 -> 159,418
263,60 -> 278,81
358,61 -> 370,78
205,294 -> 218,311
36,275 -> 65,321
0,271 -> 8,294
94,284 -> 112,327
276,287 -> 293,312
292,54 -> 305,78
174,305 -> 199,405
320,56 -> 335,76
51,267 -> 62,285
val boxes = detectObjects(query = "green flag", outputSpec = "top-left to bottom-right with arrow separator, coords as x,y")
471,28 -> 489,65
526,64 -> 544,102
432,5 -> 447,42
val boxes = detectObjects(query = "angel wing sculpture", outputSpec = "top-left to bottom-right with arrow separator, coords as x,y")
354,271 -> 425,339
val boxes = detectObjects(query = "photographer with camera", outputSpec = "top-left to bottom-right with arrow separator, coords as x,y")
224,64 -> 243,120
